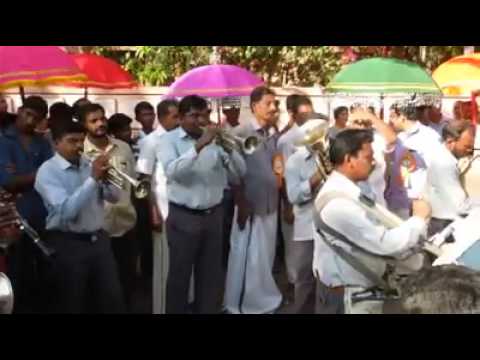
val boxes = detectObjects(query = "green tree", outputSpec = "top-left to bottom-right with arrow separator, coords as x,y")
91,46 -> 468,87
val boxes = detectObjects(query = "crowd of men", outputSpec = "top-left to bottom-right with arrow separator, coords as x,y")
0,87 -> 477,314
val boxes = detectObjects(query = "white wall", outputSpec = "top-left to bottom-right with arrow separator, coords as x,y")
1,86 -> 474,131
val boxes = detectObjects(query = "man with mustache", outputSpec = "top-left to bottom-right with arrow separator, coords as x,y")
34,116 -> 124,313
81,103 -> 137,312
224,86 -> 284,314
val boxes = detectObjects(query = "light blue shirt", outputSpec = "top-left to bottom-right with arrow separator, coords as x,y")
157,127 -> 246,210
34,153 -> 120,233
285,147 -> 319,241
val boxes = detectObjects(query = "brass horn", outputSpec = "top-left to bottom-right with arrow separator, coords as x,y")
81,150 -> 151,199
295,123 -> 333,181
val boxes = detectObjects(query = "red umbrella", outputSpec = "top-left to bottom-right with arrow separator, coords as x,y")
65,53 -> 137,95
0,46 -> 86,101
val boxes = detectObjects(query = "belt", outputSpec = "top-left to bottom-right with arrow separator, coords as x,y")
169,202 -> 220,216
47,230 -> 107,243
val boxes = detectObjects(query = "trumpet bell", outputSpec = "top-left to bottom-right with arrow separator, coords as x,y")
134,180 -> 151,200
294,123 -> 329,147
0,273 -> 14,314
244,136 -> 260,155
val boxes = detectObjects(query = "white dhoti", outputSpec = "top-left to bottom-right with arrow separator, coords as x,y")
224,208 -> 283,314
153,230 -> 169,314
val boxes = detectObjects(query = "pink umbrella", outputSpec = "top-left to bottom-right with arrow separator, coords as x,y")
0,46 -> 86,100
167,64 -> 264,98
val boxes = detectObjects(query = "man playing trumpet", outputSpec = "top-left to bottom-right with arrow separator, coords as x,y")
34,116 -> 125,313
157,95 -> 246,314
79,103 -> 138,312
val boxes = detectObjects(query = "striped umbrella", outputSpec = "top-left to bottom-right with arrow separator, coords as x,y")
0,46 -> 86,99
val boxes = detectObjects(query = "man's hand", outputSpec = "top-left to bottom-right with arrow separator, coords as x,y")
195,127 -> 219,153
348,110 -> 375,129
412,199 -> 432,221
237,199 -> 253,231
92,154 -> 111,182
283,203 -> 295,225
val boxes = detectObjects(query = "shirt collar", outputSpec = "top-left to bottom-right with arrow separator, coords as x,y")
404,122 -> 421,136
329,171 -> 362,196
84,135 -> 118,154
155,123 -> 167,136
178,127 -> 191,139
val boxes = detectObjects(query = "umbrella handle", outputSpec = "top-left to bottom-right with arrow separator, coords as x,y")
471,91 -> 478,126
84,87 -> 88,99
19,86 -> 25,104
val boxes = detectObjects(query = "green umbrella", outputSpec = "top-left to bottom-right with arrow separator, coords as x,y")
326,57 -> 441,94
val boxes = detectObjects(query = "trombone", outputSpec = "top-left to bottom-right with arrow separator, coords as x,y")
80,150 -> 151,199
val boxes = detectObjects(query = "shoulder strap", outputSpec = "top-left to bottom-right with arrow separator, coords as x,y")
316,216 -> 392,291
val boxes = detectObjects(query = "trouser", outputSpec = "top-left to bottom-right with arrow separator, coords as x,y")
6,234 -> 41,313
315,277 -> 344,314
287,240 -> 315,314
135,198 -> 153,279
153,229 -> 169,314
224,209 -> 282,314
222,189 -> 235,269
111,229 -> 138,312
166,203 -> 224,314
42,230 -> 125,314
280,220 -> 295,284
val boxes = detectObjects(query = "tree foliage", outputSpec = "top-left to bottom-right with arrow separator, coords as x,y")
91,46 -> 469,87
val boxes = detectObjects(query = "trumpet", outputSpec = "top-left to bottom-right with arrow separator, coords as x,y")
203,127 -> 261,155
80,150 -> 151,199
295,123 -> 333,182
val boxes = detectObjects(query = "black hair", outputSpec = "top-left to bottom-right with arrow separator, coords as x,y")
286,94 -> 312,114
334,106 -> 348,120
78,103 -> 105,124
157,99 -> 179,120
22,96 -> 48,119
108,113 -> 133,134
72,98 -> 91,120
442,119 -> 475,142
250,86 -> 276,111
51,116 -> 86,142
329,129 -> 374,166
134,101 -> 154,117
178,95 -> 209,116
49,102 -> 73,131
390,103 -> 417,121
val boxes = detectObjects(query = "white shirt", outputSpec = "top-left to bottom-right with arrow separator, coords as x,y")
313,171 -> 427,288
278,124 -> 303,161
427,143 -> 468,220
398,122 -> 442,167
136,125 -> 169,219
284,147 -> 318,241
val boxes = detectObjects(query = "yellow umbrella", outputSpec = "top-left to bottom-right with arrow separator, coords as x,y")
433,53 -> 480,96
